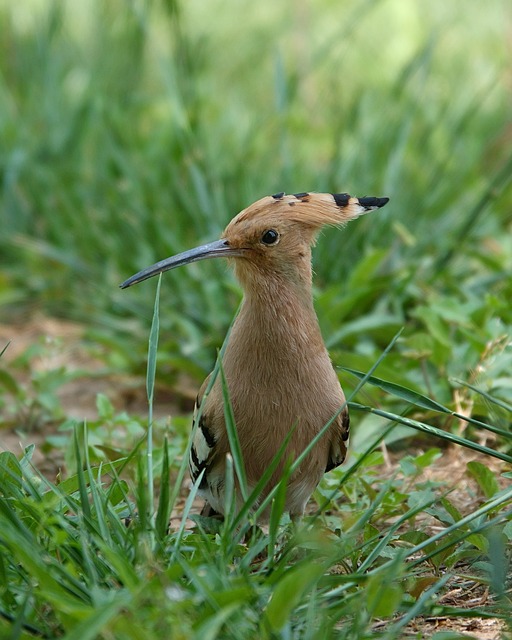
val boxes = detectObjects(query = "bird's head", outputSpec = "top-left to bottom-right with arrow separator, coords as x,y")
120,192 -> 389,290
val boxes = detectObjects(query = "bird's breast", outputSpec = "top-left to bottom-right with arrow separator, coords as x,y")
204,295 -> 345,482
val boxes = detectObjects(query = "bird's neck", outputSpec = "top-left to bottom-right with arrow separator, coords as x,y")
234,252 -> 314,307
229,268 -> 325,356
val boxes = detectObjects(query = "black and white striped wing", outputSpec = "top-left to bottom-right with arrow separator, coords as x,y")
189,376 -> 217,487
326,405 -> 350,473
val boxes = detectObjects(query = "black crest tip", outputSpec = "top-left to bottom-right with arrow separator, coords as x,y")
331,193 -> 350,208
358,196 -> 389,210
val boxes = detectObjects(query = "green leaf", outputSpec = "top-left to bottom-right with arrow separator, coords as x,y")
347,248 -> 389,288
96,393 -> 114,420
466,461 -> 500,498
265,560 -> 326,631
466,533 -> 488,552
366,572 -> 403,617
440,497 -> 463,523
0,451 -> 22,491
0,369 -> 19,395
343,368 -> 449,413
414,307 -> 452,347
503,521 -> 512,540
326,314 -> 402,347
415,448 -> 443,468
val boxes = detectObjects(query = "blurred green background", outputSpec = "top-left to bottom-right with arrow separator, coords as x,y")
1,0 -> 511,407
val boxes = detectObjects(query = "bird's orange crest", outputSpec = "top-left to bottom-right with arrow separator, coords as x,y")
228,192 -> 388,230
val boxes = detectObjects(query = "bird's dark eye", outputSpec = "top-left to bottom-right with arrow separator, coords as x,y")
261,229 -> 279,245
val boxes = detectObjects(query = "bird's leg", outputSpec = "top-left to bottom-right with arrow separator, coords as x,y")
200,501 -> 223,519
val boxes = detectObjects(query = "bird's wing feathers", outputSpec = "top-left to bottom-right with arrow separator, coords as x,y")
326,406 -> 350,473
189,375 -> 217,486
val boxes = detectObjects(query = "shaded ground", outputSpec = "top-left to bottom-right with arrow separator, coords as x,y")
0,318 -> 510,639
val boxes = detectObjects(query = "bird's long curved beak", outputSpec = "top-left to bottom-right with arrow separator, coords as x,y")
120,238 -> 243,289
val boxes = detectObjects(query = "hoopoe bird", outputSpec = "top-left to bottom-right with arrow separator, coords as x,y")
121,192 -> 389,520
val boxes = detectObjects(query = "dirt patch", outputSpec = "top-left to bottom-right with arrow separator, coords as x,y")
0,315 -> 190,419
0,316 -> 193,475
374,614 -> 507,639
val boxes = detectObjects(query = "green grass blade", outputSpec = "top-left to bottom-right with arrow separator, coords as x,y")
73,424 -> 91,523
312,420 -> 398,519
251,331 -> 404,522
194,604 -> 240,640
346,368 -> 512,438
452,377 -> 512,414
222,453 -> 236,521
146,273 -> 162,527
406,491 -> 512,568
295,330 -> 404,470
171,471 -> 205,561
135,454 -> 149,532
155,436 -> 171,541
350,403 -> 512,463
433,151 -> 512,273
264,558 -> 329,632
61,591 -> 132,640
356,490 -> 452,574
343,367 -> 449,412
231,422 -> 297,531
267,462 -> 291,556
219,359 -> 248,501
167,304 -> 239,522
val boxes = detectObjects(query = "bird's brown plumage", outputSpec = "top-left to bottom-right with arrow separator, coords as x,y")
121,191 -> 389,520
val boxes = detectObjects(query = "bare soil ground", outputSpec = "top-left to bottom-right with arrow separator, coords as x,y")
0,318 -> 510,638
